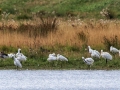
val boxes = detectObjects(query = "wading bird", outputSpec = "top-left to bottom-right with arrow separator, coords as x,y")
82,57 -> 94,70
48,53 -> 56,58
57,54 -> 68,61
57,54 -> 68,68
88,46 -> 93,54
110,46 -> 120,57
47,53 -> 57,67
8,53 -> 15,58
91,50 -> 100,59
101,50 -> 112,64
12,54 -> 22,70
88,46 -> 100,56
16,48 -> 27,62
47,53 -> 57,62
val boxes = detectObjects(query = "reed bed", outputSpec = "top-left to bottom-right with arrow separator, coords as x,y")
0,19 -> 120,52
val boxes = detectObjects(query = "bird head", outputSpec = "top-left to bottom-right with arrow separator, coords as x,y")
8,53 -> 14,58
52,53 -> 56,56
88,46 -> 91,49
101,50 -> 103,54
82,57 -> 85,60
18,48 -> 21,53
11,54 -> 16,58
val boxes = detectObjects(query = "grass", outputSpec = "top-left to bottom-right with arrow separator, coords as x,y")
0,0 -> 120,19
1,55 -> 120,70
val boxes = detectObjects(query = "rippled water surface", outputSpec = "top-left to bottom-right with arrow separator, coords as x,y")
0,70 -> 120,90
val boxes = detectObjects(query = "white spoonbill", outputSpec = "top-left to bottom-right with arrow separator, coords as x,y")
82,57 -> 94,69
47,55 -> 57,62
57,54 -> 68,61
12,54 -> 22,70
110,46 -> 120,56
91,50 -> 100,59
101,50 -> 112,64
16,48 -> 27,62
8,53 -> 15,58
88,46 -> 100,56
88,46 -> 93,54
16,48 -> 22,56
47,53 -> 57,67
16,54 -> 27,62
57,54 -> 68,68
48,53 -> 56,58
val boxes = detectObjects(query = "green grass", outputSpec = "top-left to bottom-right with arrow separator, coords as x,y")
0,0 -> 120,19
1,56 -> 120,70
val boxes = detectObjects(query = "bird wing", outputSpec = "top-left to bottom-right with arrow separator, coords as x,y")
102,52 -> 112,60
94,50 -> 100,56
17,54 -> 27,61
91,51 -> 100,58
59,55 -> 68,61
14,59 -> 22,68
85,58 -> 94,65
47,56 -> 57,61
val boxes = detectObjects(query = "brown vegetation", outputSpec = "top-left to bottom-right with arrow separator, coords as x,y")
0,18 -> 120,51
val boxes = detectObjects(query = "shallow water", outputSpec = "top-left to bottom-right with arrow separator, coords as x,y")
0,70 -> 120,90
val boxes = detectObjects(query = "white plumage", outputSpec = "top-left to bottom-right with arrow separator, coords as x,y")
82,57 -> 94,65
16,48 -> 27,62
101,50 -> 112,64
110,46 -> 120,56
88,46 -> 93,54
8,53 -> 15,58
48,53 -> 56,58
82,57 -> 94,69
12,54 -> 22,69
16,48 -> 22,57
16,54 -> 27,62
57,54 -> 68,61
91,50 -> 100,59
94,50 -> 101,56
88,46 -> 100,56
47,53 -> 57,62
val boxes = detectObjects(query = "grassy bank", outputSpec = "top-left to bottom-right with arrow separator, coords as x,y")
1,53 -> 120,70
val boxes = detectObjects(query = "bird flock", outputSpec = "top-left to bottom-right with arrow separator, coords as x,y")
47,53 -> 68,62
82,45 -> 120,69
47,53 -> 68,67
0,49 -> 68,70
0,48 -> 27,70
0,45 -> 119,70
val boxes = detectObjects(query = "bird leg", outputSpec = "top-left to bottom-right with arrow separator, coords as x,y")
16,66 -> 18,70
89,65 -> 91,70
87,65 -> 91,70
112,53 -> 116,59
61,62 -> 63,68
106,59 -> 107,64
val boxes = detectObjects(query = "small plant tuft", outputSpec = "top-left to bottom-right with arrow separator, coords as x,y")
103,35 -> 119,50
39,16 -> 58,37
100,8 -> 114,19
77,31 -> 88,42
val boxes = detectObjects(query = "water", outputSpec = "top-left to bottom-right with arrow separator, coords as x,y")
0,70 -> 120,90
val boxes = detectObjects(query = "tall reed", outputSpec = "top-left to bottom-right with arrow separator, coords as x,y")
0,19 -> 120,52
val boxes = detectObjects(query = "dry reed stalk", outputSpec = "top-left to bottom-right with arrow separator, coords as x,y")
0,19 -> 119,49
